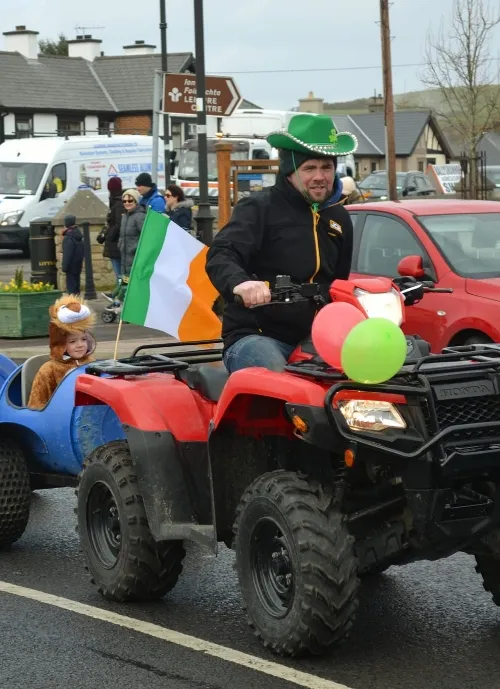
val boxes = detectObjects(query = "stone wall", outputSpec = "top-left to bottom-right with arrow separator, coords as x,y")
52,188 -> 116,292
54,225 -> 116,292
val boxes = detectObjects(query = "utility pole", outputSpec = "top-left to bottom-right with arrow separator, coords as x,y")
159,0 -> 171,187
193,0 -> 214,246
379,0 -> 397,201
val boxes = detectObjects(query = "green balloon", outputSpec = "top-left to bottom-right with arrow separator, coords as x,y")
340,318 -> 407,385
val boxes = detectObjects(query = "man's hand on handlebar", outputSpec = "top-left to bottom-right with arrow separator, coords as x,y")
233,280 -> 272,307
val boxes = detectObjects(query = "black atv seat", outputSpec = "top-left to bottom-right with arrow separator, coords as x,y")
180,362 -> 229,402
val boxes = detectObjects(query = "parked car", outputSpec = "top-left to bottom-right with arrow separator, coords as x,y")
347,199 -> 500,352
358,171 -> 435,200
486,165 -> 500,188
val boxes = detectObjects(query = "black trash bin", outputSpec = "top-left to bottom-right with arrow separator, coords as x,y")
29,219 -> 57,288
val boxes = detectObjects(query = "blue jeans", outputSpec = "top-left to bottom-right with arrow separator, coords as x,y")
223,335 -> 295,373
110,257 -> 121,282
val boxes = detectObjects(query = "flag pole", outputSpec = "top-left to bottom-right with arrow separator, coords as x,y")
113,318 -> 124,361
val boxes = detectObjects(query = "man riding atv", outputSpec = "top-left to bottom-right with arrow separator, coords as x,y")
206,113 -> 358,373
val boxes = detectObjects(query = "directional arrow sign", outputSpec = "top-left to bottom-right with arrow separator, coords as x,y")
162,73 -> 242,116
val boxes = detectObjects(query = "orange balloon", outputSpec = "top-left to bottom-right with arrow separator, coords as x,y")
311,302 -> 366,370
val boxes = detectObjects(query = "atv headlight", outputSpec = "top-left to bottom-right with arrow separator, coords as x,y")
0,210 -> 24,226
337,399 -> 407,432
355,288 -> 403,325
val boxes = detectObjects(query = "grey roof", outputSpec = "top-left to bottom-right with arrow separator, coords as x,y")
478,132 -> 500,166
92,52 -> 194,112
350,111 -> 431,156
330,114 -> 382,156
0,50 -> 260,115
0,52 -> 111,111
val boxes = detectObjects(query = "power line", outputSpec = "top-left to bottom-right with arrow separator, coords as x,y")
211,57 -> 500,76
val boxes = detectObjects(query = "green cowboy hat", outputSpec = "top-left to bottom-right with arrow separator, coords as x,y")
267,113 -> 358,157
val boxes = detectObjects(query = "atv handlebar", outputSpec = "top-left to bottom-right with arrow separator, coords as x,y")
233,275 -> 453,308
420,281 -> 453,294
234,275 -> 325,309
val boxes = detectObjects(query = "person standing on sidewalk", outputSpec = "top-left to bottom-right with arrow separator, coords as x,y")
103,176 -> 123,284
165,184 -> 193,231
103,189 -> 146,315
135,172 -> 166,213
62,214 -> 84,295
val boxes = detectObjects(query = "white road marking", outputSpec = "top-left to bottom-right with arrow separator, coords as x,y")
0,580 -> 355,689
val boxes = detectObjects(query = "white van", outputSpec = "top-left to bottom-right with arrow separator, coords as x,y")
0,135 -> 165,256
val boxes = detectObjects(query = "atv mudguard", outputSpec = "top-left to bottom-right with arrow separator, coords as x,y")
211,367 -> 327,430
75,372 -> 217,550
76,368 -> 330,551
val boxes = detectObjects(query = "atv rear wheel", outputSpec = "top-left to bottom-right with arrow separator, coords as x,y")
77,441 -> 185,602
0,439 -> 30,549
233,471 -> 359,657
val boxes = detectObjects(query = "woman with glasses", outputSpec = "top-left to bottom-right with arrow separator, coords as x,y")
165,184 -> 193,232
103,189 -> 146,315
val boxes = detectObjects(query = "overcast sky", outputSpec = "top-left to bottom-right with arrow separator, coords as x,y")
3,0 -> 500,109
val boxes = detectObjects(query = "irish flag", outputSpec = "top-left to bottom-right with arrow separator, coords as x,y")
121,210 -> 221,341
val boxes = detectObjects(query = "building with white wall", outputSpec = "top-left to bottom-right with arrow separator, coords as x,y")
0,26 -> 260,155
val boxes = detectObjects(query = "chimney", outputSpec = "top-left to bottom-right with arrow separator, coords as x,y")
368,93 -> 384,113
123,40 -> 156,56
298,91 -> 324,114
3,26 -> 39,59
67,34 -> 102,61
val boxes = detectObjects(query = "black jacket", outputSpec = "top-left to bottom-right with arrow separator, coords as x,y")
206,174 -> 353,351
167,199 -> 193,231
62,226 -> 84,274
103,193 -> 123,259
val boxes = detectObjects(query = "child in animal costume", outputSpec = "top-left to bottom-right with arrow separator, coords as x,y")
28,295 -> 96,410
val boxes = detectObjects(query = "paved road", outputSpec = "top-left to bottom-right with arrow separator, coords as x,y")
1,489 -> 500,689
0,250 -> 30,282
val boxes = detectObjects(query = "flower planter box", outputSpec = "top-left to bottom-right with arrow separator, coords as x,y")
0,291 -> 62,338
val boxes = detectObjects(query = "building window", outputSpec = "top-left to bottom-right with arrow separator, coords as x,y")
98,119 -> 114,135
58,117 -> 84,136
418,160 -> 425,172
371,161 -> 378,173
15,115 -> 32,138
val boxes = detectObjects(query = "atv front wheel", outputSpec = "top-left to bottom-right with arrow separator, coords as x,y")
233,471 -> 359,657
0,439 -> 30,549
77,441 -> 185,601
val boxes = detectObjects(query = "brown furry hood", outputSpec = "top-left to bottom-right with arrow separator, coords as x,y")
48,294 -> 96,362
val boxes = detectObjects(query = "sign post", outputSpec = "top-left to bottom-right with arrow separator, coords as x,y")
193,0 -> 212,246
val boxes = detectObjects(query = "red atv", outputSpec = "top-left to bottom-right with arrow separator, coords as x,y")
75,256 -> 500,657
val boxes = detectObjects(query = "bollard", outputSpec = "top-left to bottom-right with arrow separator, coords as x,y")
81,221 -> 97,300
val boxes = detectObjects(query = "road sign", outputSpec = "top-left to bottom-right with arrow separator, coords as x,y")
427,163 -> 462,194
162,73 -> 242,116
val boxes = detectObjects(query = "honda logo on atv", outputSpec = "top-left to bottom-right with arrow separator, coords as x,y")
434,380 -> 495,400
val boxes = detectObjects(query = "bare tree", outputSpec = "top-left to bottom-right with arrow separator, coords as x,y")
422,0 -> 500,197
